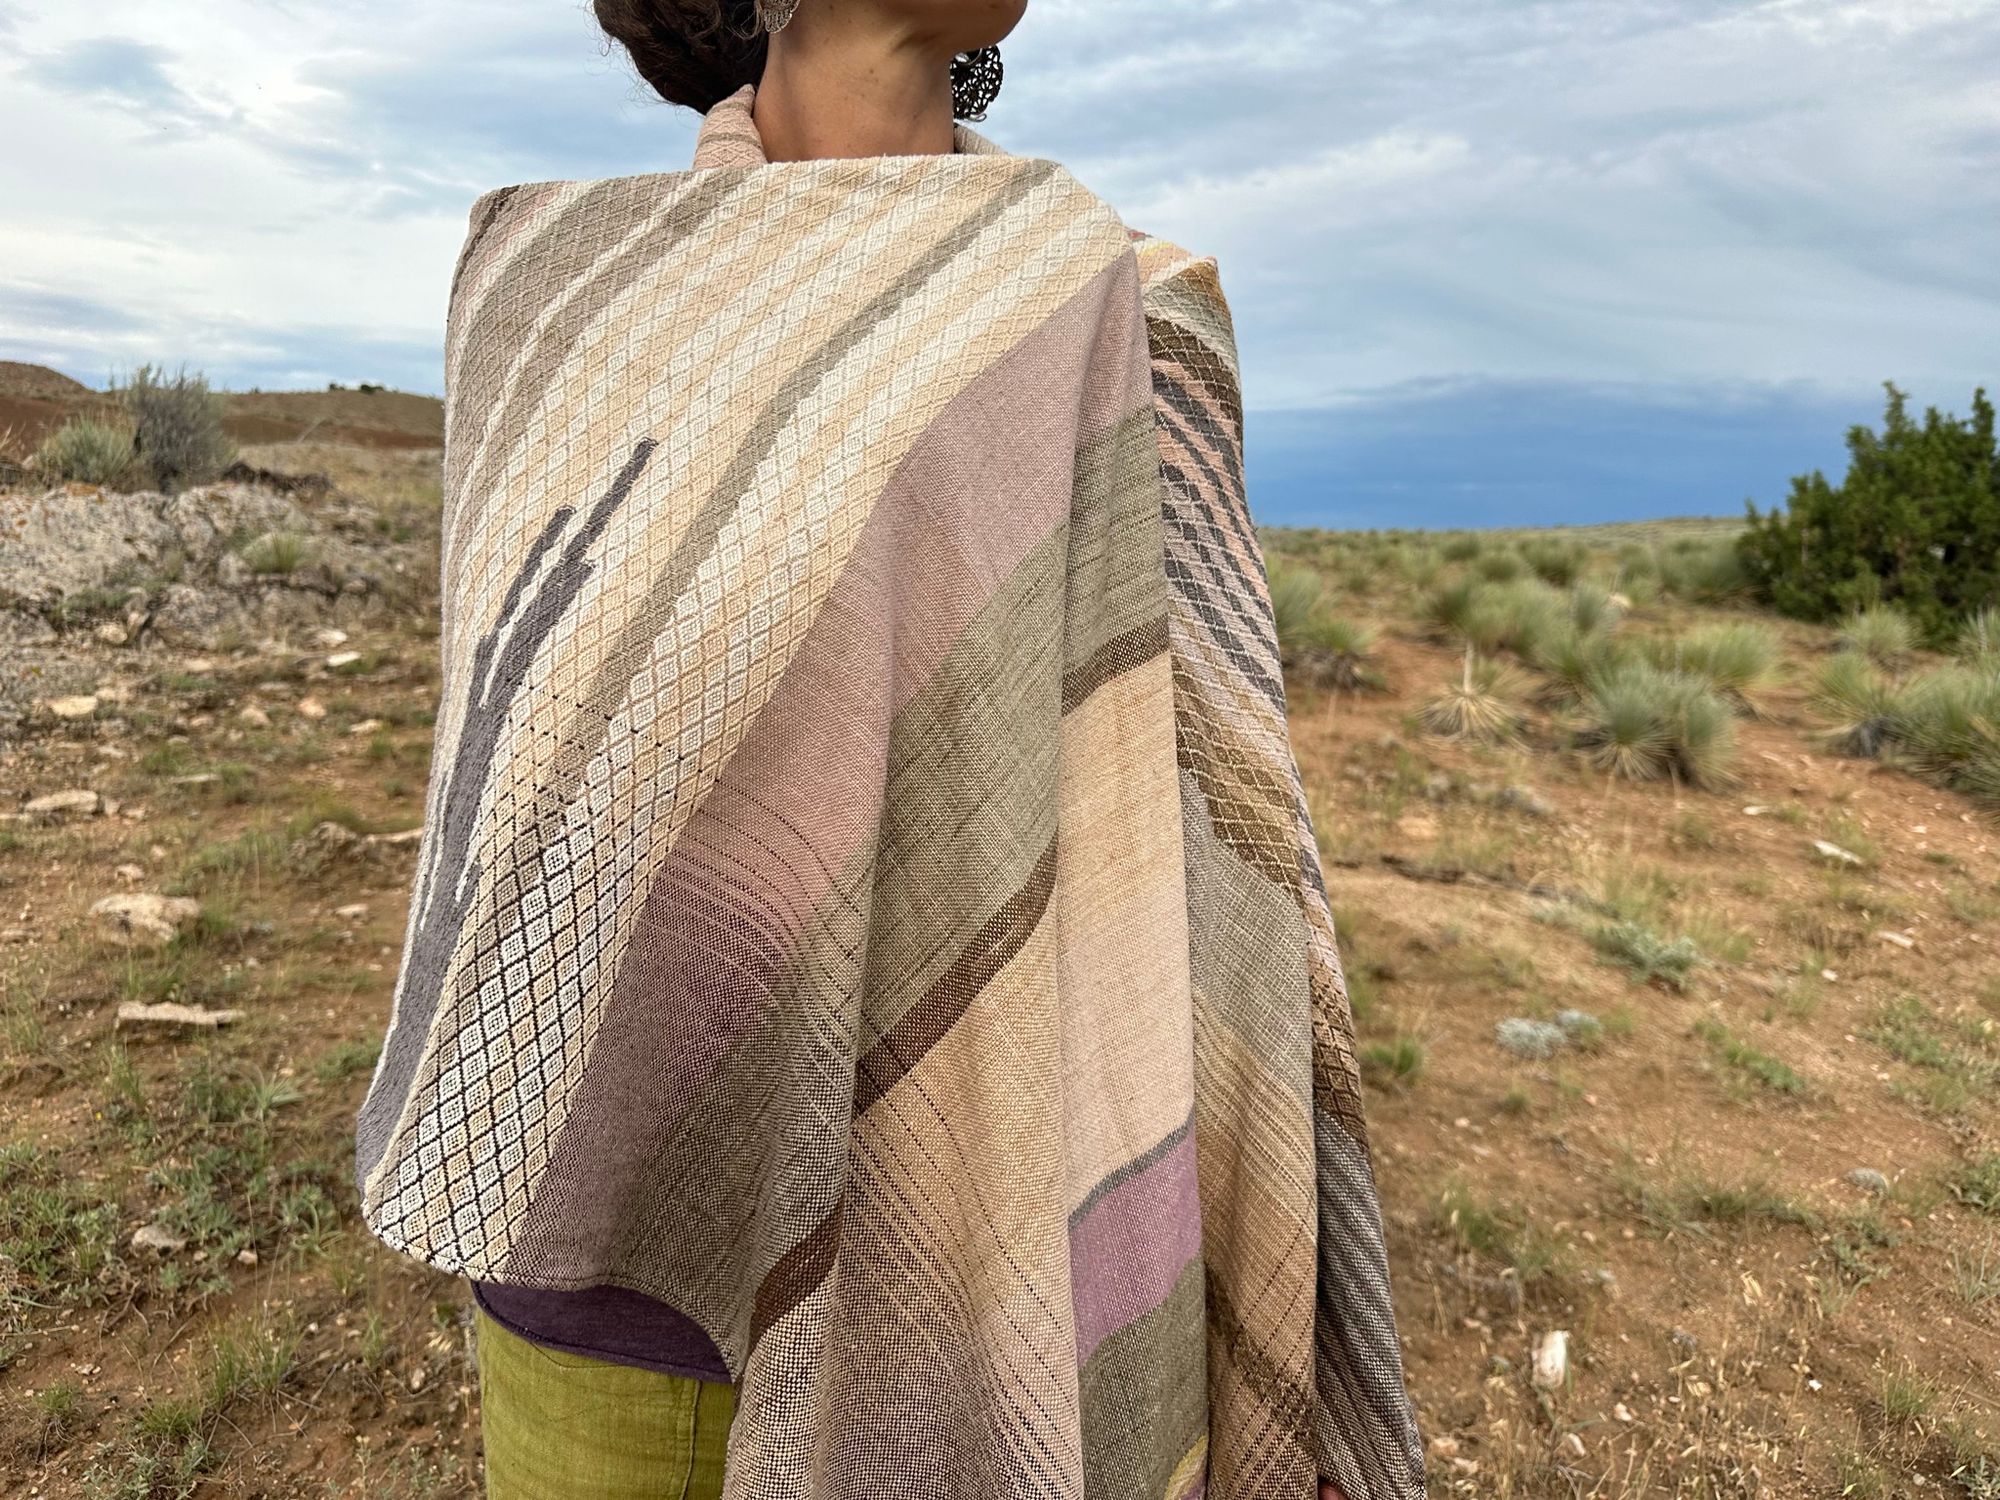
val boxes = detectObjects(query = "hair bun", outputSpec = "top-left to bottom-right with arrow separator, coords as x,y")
594,0 -> 766,113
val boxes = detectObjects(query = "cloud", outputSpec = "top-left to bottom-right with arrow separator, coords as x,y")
22,36 -> 228,137
0,0 -> 1995,525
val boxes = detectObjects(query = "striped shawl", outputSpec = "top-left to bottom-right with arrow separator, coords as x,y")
355,84 -> 1422,1500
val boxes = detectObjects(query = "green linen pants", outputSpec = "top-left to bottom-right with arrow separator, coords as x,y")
474,1305 -> 736,1499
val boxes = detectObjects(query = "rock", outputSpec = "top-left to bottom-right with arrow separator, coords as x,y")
1560,1433 -> 1586,1459
1613,1402 -> 1635,1423
325,650 -> 363,671
348,718 -> 385,736
91,893 -> 201,946
94,621 -> 129,646
1531,1330 -> 1569,1390
238,704 -> 272,728
1495,1018 -> 1567,1060
313,628 -> 350,649
296,696 -> 327,720
116,1001 -> 245,1031
1494,785 -> 1556,818
1845,1168 -> 1891,1196
334,902 -> 369,920
1812,839 -> 1864,866
25,788 -> 101,817
1873,929 -> 1915,950
1,929 -> 31,944
114,862 -> 146,882
44,694 -> 100,719
236,1248 -> 259,1267
131,1224 -> 187,1253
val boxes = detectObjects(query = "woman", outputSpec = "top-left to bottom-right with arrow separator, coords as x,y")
353,2 -> 1425,1497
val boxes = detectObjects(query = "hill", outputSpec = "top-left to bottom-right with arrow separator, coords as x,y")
0,447 -> 1993,1497
0,363 -> 442,456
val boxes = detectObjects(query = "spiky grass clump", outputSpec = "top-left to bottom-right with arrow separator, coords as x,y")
1811,652 -> 1902,758
1265,557 -> 1325,663
1463,579 -> 1567,658
1655,538 -> 1750,602
1530,623 -> 1631,705
1473,549 -> 1527,583
1888,665 -> 2000,785
35,417 -> 134,486
1421,651 -> 1529,744
1521,538 -> 1586,587
1420,578 -> 1480,641
1836,605 -> 1918,671
1568,584 -> 1624,636
1958,607 -> 2000,664
1574,662 -> 1737,787
1293,613 -> 1381,691
1648,623 -> 1781,711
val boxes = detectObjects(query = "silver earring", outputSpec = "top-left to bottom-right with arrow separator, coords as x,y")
756,0 -> 799,32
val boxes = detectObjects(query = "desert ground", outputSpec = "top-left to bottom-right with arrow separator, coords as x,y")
1,371 -> 1995,1497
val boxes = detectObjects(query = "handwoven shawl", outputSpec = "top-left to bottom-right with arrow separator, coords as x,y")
356,83 -> 1423,1500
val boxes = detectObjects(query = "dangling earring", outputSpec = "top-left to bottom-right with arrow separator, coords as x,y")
756,0 -> 799,33
951,46 -> 1003,122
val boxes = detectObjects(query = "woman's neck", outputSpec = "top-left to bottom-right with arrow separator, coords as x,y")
752,14 -> 957,162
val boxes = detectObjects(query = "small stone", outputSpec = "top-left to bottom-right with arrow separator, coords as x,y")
1873,930 -> 1915,950
25,789 -> 102,817
1531,1330 -> 1570,1390
348,718 -> 385,736
1561,1433 -> 1586,1459
1845,1168 -> 1891,1196
131,1224 -> 187,1253
236,1248 -> 259,1267
115,863 -> 145,883
334,903 -> 369,920
312,628 -> 350,649
296,696 -> 327,720
1494,785 -> 1556,818
1613,1403 -> 1635,1423
325,651 -> 363,671
95,621 -> 129,646
91,893 -> 202,946
116,1001 -> 246,1031
1812,839 -> 1864,866
44,694 -> 100,720
238,704 -> 272,728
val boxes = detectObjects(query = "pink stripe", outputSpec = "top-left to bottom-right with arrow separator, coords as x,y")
1069,1127 -> 1203,1366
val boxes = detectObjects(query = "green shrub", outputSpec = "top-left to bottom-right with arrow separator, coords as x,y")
119,363 -> 234,493
1889,665 -> 2000,784
1463,578 -> 1566,658
1530,623 -> 1631,704
1739,383 -> 1999,641
1473,549 -> 1526,583
35,416 -> 133,485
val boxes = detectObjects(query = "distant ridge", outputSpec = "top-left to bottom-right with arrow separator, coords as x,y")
0,361 -> 90,400
0,364 -> 442,452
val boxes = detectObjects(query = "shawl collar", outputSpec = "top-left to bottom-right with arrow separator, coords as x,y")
692,81 -> 1006,169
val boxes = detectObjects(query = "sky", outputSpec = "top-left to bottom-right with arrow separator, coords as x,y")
1,0 -> 1996,529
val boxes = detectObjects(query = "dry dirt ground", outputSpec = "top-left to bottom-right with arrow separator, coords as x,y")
0,440 -> 1995,1498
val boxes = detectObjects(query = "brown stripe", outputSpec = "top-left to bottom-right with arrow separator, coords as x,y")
448,186 -> 521,308
750,1200 -> 843,1346
1204,1264 -> 1317,1450
1061,614 -> 1168,716
852,835 -> 1059,1115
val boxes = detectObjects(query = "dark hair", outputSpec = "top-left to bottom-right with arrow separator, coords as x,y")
594,0 -> 766,113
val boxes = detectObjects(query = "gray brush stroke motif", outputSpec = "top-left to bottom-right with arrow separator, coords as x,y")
356,438 -> 657,1186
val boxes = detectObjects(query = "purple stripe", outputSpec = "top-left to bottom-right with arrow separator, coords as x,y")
1068,1127 -> 1203,1366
